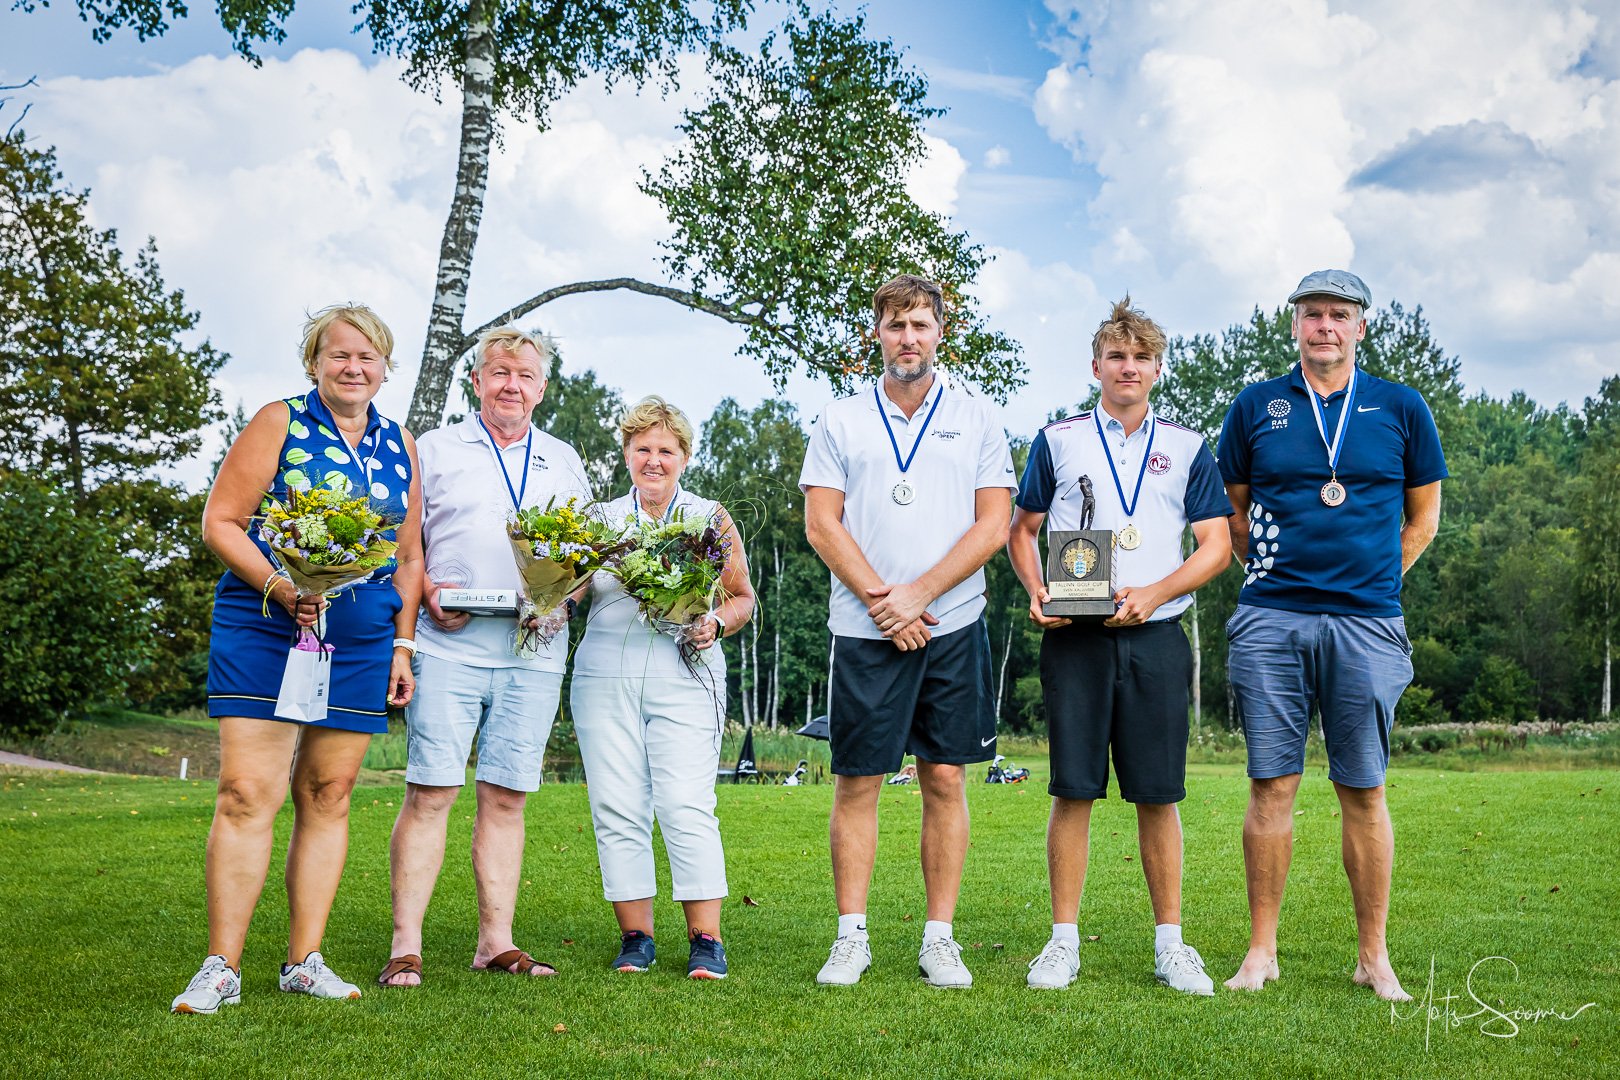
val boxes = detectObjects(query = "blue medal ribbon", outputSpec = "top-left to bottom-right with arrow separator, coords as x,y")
476,415 -> 532,513
1306,365 -> 1357,478
1093,408 -> 1155,519
633,483 -> 683,524
875,380 -> 945,480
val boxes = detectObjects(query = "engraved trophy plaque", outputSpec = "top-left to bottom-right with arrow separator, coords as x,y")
1042,476 -> 1117,620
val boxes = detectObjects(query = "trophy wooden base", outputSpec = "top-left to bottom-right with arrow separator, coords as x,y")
1043,596 -> 1119,620
1043,529 -> 1117,622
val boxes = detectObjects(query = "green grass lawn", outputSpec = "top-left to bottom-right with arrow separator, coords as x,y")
0,764 -> 1613,1079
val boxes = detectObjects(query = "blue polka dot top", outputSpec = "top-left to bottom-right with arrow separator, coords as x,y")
256,389 -> 412,578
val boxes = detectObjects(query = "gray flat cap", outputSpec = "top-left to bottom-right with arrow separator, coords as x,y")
1287,269 -> 1372,308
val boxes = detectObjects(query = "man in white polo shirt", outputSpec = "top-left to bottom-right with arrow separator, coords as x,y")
800,274 -> 1015,989
377,327 -> 591,988
1007,297 -> 1231,995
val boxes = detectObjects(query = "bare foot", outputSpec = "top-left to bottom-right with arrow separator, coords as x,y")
1224,948 -> 1280,991
1353,959 -> 1411,1002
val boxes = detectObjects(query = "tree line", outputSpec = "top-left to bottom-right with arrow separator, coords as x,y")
3,0 -> 1617,735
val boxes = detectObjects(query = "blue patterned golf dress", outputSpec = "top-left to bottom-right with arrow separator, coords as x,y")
206,389 -> 413,733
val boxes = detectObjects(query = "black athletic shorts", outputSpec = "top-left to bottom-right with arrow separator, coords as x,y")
827,620 -> 997,776
1041,618 -> 1191,804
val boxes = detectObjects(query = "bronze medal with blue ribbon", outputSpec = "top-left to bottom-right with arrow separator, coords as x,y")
876,382 -> 944,506
1307,366 -> 1356,507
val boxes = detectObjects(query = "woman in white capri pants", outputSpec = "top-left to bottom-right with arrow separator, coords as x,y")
572,396 -> 755,980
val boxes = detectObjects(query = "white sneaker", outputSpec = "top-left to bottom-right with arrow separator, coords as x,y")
1154,942 -> 1216,996
279,951 -> 362,1000
917,936 -> 972,989
1026,938 -> 1081,989
816,936 -> 872,986
171,954 -> 241,1014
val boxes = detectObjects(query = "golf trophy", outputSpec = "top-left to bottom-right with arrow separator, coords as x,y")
1042,476 -> 1117,620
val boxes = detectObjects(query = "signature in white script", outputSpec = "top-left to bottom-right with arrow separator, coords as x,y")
1391,956 -> 1597,1051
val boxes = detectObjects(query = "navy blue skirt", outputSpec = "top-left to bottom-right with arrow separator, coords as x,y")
207,574 -> 403,734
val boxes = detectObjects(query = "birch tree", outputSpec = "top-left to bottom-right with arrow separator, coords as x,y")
28,2 -> 1025,432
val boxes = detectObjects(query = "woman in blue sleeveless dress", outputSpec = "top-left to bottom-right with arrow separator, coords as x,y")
171,304 -> 423,1015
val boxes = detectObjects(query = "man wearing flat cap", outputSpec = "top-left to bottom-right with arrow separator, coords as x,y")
1215,270 -> 1446,1001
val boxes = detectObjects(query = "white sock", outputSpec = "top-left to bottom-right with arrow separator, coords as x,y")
922,920 -> 953,946
1155,923 -> 1183,953
1052,923 -> 1080,947
838,913 -> 868,940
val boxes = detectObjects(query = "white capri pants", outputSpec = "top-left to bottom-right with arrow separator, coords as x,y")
571,674 -> 728,902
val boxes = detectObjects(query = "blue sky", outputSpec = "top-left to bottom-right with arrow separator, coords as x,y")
5,1 -> 1617,484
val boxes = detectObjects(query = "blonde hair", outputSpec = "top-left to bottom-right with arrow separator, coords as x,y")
1091,295 -> 1166,361
475,326 -> 555,373
619,395 -> 695,457
301,303 -> 395,382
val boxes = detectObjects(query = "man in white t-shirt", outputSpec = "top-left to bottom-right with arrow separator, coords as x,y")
800,275 -> 1016,989
378,328 -> 591,988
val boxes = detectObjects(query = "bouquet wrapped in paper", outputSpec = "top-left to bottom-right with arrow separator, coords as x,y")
604,509 -> 731,659
507,497 -> 627,650
256,486 -> 401,722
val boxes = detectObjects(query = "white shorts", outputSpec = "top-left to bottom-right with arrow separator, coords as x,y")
405,654 -> 562,792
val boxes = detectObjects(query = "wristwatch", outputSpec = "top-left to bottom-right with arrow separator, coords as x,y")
708,611 -> 727,636
564,597 -> 578,620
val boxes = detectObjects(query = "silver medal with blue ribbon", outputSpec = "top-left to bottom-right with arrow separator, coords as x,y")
876,382 -> 944,506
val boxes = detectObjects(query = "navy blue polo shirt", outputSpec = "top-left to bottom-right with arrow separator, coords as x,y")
1216,364 -> 1447,617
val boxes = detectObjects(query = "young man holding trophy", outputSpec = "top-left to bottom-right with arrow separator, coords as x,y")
1007,298 -> 1232,994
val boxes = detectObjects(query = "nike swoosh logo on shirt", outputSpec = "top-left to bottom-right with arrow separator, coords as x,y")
980,736 -> 996,747
1357,405 -> 1381,412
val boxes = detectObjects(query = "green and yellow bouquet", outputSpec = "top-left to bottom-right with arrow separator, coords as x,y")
257,486 -> 399,599
507,498 -> 627,643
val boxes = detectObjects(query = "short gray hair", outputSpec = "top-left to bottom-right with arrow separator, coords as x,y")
475,326 -> 555,373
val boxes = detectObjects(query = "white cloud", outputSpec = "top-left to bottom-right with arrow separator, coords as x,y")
1036,0 -> 1620,407
971,246 -> 1105,434
24,48 -> 851,487
983,145 -> 1011,169
905,134 -> 969,216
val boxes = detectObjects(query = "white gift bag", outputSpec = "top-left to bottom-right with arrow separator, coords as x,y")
274,629 -> 335,723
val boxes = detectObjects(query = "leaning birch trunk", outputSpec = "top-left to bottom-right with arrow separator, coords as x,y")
407,0 -> 496,435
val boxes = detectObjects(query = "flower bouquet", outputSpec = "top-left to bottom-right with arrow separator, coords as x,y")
256,486 -> 400,722
603,509 -> 731,663
507,497 -> 627,651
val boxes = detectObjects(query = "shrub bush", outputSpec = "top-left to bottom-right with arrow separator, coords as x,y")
0,476 -> 148,736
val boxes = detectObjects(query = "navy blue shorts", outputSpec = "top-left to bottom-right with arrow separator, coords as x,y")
826,621 -> 996,776
1226,604 -> 1413,788
207,574 -> 402,734
1041,618 -> 1191,804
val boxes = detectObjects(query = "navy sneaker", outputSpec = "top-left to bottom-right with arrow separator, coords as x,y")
687,932 -> 728,980
612,931 -> 656,973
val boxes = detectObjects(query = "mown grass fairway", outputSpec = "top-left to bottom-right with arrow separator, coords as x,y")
1,764 -> 1613,1079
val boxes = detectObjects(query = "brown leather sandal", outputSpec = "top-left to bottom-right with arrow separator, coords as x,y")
377,954 -> 423,987
477,948 -> 556,976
